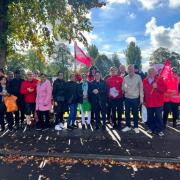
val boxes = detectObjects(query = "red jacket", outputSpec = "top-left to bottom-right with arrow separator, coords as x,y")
143,76 -> 167,107
20,79 -> 38,103
106,75 -> 123,99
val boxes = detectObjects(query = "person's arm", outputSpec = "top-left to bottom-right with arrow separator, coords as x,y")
139,77 -> 144,104
44,80 -> 52,105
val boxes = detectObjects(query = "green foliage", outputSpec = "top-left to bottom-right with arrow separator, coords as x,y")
87,44 -> 99,63
111,53 -> 120,71
150,47 -> 180,70
125,42 -> 142,69
95,54 -> 113,77
0,0 -> 105,67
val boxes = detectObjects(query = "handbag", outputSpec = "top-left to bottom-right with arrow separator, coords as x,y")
4,95 -> 18,112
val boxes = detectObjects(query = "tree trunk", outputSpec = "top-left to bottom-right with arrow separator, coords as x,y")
0,0 -> 8,69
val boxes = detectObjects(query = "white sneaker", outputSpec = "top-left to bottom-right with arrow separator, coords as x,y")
134,128 -> 140,134
122,126 -> 131,132
55,125 -> 62,131
59,123 -> 64,129
158,132 -> 164,137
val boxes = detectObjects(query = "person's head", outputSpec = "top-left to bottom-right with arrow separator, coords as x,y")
7,71 -> 14,80
82,73 -> 87,81
127,65 -> 135,76
172,67 -> 178,76
33,70 -> 40,79
14,70 -> 21,79
57,71 -> 64,80
27,71 -> 33,81
110,66 -> 118,76
40,73 -> 47,82
89,66 -> 97,76
95,71 -> 101,81
70,73 -> 76,82
147,67 -> 156,78
119,65 -> 126,74
0,76 -> 7,86
134,65 -> 139,73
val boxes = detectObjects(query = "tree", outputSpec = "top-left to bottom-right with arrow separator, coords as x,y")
149,47 -> 180,70
48,43 -> 74,80
0,0 -> 105,68
111,53 -> 120,71
95,54 -> 113,77
87,44 -> 99,63
125,42 -> 142,69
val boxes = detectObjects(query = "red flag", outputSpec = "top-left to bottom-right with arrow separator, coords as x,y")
74,43 -> 92,67
160,58 -> 172,79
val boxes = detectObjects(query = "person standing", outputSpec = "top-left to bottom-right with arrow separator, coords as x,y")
89,71 -> 107,130
52,72 -> 66,131
80,73 -> 91,130
20,71 -> 37,126
0,76 -> 14,132
143,68 -> 167,136
106,67 -> 123,129
8,70 -> 25,129
119,65 -> 128,78
36,74 -> 52,130
122,65 -> 144,133
66,73 -> 83,130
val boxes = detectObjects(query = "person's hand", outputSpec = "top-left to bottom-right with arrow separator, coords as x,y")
93,89 -> 99,94
54,102 -> 58,106
152,83 -> 157,89
28,88 -> 34,92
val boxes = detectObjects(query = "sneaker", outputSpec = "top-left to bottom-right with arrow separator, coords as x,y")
36,128 -> 42,131
59,123 -> 64,129
147,130 -> 153,134
158,132 -> 164,137
87,124 -> 91,129
82,124 -> 85,130
122,126 -> 131,132
8,128 -> 13,132
55,125 -> 62,131
43,127 -> 49,131
72,124 -> 78,128
67,125 -> 73,130
134,128 -> 140,134
14,124 -> 19,130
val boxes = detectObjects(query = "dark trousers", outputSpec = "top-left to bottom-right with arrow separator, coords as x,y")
147,107 -> 164,133
14,100 -> 25,125
94,103 -> 106,127
55,112 -> 64,125
36,110 -> 50,129
163,102 -> 171,126
109,98 -> 123,126
171,103 -> 179,125
125,98 -> 139,128
68,104 -> 77,126
0,111 -> 14,130
106,101 -> 111,121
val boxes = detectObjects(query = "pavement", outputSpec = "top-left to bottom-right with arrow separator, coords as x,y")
0,120 -> 180,179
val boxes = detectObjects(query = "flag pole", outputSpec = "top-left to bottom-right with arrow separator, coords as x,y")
74,42 -> 77,72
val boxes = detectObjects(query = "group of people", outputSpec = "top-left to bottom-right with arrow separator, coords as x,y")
0,64 -> 179,137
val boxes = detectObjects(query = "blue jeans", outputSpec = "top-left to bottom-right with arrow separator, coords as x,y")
125,98 -> 139,128
68,104 -> 77,126
147,107 -> 164,133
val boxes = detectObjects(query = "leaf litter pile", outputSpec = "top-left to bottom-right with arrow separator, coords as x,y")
0,155 -> 180,172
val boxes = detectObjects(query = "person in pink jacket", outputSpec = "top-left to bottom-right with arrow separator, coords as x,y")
36,73 -> 52,130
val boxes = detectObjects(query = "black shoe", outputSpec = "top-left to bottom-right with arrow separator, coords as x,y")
36,127 -> 42,131
95,126 -> 99,130
0,128 -> 5,132
72,124 -> 78,128
9,128 -> 13,132
82,124 -> 85,130
173,123 -> 177,128
14,124 -> 19,130
113,124 -> 118,129
87,124 -> 91,129
67,125 -> 73,130
102,126 -> 106,131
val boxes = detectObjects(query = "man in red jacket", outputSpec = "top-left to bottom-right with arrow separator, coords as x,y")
106,66 -> 123,129
20,71 -> 38,125
143,68 -> 167,136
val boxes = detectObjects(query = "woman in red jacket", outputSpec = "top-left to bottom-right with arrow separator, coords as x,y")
143,68 -> 167,136
20,71 -> 38,126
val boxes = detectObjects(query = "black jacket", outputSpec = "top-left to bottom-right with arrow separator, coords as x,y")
65,81 -> 83,104
52,79 -> 66,102
88,80 -> 108,108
